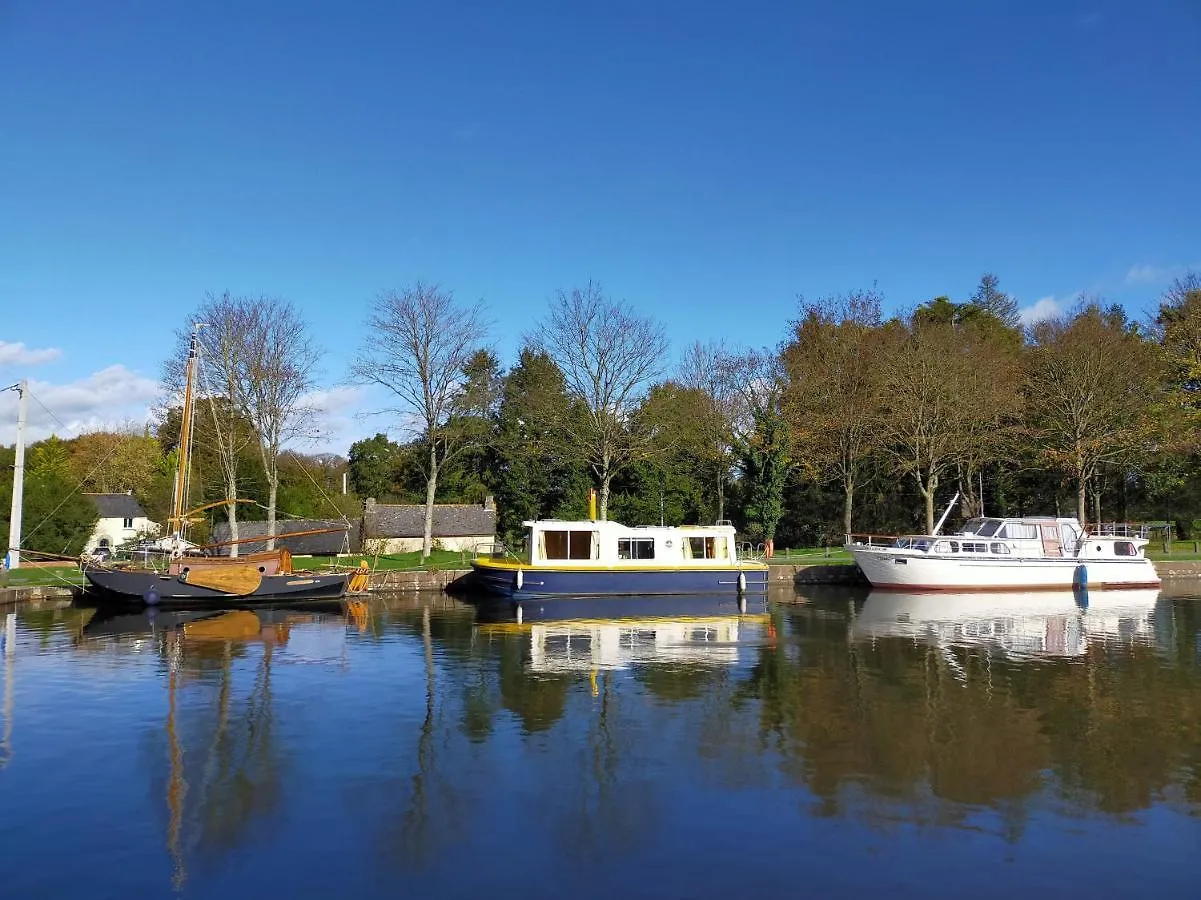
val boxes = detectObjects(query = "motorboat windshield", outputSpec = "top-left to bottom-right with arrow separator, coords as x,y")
962,518 -> 1003,537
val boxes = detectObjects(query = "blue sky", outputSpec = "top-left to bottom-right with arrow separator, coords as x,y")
2,0 -> 1198,449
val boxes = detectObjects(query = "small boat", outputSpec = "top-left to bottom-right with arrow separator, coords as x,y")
79,325 -> 363,606
846,515 -> 1160,591
470,516 -> 769,600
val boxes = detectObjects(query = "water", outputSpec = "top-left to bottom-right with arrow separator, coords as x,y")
2,587 -> 1201,899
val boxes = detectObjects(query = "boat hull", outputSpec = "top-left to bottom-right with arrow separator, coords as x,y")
81,565 -> 349,607
470,560 -> 769,600
846,546 -> 1160,591
473,592 -> 768,622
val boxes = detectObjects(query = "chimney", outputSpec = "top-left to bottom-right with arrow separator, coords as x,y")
484,494 -> 495,511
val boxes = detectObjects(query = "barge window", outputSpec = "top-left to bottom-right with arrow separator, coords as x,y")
1115,541 -> 1136,556
686,536 -> 728,559
541,530 -> 596,560
990,542 -> 1010,554
617,537 -> 655,560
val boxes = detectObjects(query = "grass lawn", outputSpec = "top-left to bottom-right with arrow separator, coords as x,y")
0,565 -> 84,588
293,549 -> 473,572
766,547 -> 854,564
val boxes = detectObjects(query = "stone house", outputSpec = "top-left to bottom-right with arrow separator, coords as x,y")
363,496 -> 496,553
211,519 -> 361,556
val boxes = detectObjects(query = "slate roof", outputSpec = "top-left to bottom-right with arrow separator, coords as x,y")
211,519 -> 360,556
86,493 -> 147,520
365,503 -> 496,539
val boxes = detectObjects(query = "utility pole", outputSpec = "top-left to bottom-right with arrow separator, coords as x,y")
6,380 -> 28,571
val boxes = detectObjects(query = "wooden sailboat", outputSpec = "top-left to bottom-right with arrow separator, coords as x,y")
80,325 -> 360,606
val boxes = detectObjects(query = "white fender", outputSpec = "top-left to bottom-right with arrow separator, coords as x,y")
737,571 -> 746,592
516,569 -> 524,591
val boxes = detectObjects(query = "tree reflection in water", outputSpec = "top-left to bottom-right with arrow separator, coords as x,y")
44,590 -> 1201,893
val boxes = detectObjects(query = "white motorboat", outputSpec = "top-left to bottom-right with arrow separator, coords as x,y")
846,516 -> 1160,591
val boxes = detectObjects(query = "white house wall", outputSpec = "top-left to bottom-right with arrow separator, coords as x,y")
379,535 -> 489,554
87,516 -> 158,553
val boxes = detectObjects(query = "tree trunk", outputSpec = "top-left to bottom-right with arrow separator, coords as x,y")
1093,478 -> 1102,528
265,473 -> 278,551
422,444 -> 438,560
918,472 -> 938,534
599,472 -> 612,521
226,494 -> 240,559
716,470 -> 725,524
843,481 -> 854,538
1077,474 -> 1088,528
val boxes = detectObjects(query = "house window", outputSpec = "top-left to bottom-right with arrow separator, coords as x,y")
617,538 -> 655,560
123,517 -> 134,529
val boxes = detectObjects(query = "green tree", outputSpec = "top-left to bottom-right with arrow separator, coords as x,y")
728,349 -> 791,552
0,471 -> 99,557
347,433 -> 403,500
487,348 -> 591,543
968,272 -> 1020,328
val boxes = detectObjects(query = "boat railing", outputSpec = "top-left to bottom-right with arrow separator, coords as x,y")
844,532 -> 901,548
1093,521 -> 1173,541
738,541 -> 765,561
473,541 -> 519,562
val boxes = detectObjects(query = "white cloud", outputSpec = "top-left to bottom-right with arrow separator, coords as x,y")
0,367 -> 379,455
1125,263 -> 1198,286
292,385 -> 380,455
0,341 -> 61,368
1019,295 -> 1069,326
0,365 -> 160,444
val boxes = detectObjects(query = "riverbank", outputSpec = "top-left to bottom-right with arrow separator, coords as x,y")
4,559 -> 1201,609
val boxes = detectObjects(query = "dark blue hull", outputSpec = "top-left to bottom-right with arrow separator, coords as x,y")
473,593 -> 769,623
81,565 -> 349,607
470,563 -> 769,600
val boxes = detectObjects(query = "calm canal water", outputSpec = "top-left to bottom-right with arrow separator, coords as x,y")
2,587 -> 1201,898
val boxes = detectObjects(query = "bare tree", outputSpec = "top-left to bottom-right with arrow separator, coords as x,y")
1026,300 -> 1164,526
528,282 -> 668,519
878,318 -> 1020,534
782,288 -> 886,537
162,294 -> 261,555
351,283 -> 489,559
677,341 -> 738,522
233,298 -> 322,549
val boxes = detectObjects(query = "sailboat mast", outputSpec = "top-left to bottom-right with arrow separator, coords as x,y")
172,329 -> 201,538
5,380 -> 27,571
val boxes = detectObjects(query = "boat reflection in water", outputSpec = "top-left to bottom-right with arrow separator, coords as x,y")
851,587 -> 1161,658
473,593 -> 772,674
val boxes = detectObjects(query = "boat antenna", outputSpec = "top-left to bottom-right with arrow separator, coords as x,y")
932,491 -> 961,535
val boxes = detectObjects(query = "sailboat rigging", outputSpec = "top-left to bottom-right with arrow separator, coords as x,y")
80,324 -> 362,605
